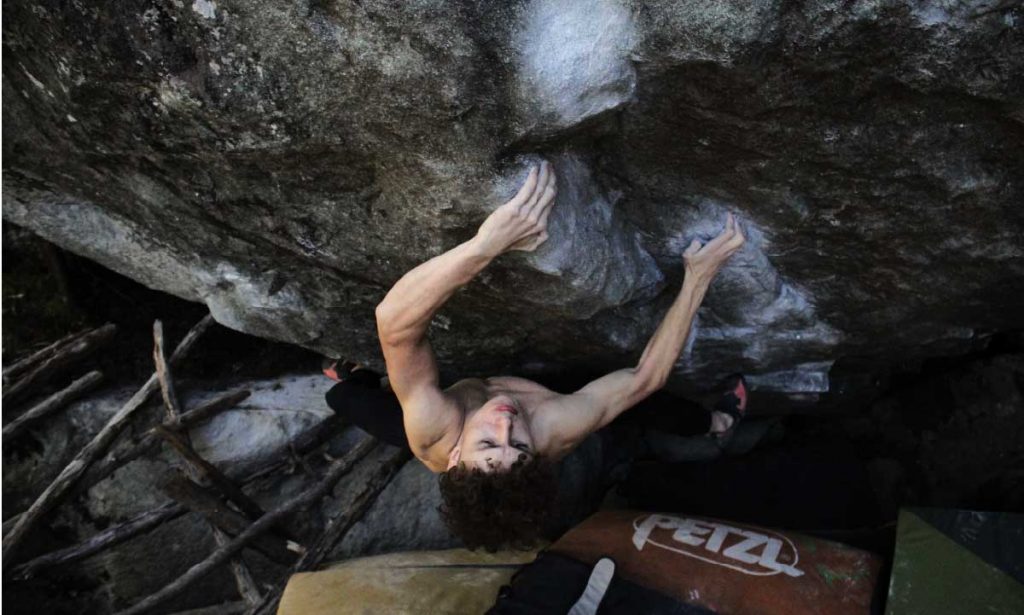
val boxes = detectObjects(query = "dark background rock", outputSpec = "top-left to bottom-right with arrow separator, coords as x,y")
3,1 -> 1024,401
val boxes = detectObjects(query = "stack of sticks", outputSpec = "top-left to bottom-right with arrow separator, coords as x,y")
1,315 -> 411,615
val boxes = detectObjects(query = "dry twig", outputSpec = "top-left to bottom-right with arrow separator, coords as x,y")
2,323 -> 116,409
81,389 -> 251,494
1,315 -> 213,564
162,475 -> 298,565
9,502 -> 187,580
249,447 -> 411,615
10,429 -> 317,580
153,320 -> 262,606
113,437 -> 379,615
2,327 -> 87,382
2,371 -> 104,445
156,426 -> 267,521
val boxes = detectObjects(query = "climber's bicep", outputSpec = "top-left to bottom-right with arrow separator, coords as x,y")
380,337 -> 461,452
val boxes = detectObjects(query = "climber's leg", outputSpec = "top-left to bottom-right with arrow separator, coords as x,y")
323,361 -> 410,451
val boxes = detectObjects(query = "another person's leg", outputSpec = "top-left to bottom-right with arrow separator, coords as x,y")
323,363 -> 410,452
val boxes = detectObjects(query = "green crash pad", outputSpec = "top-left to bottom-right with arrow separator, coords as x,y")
886,508 -> 1024,615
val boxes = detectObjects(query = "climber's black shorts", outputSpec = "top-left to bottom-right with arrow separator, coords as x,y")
324,369 -> 411,452
325,372 -> 711,455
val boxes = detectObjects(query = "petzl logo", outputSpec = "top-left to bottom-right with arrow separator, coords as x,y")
631,514 -> 804,577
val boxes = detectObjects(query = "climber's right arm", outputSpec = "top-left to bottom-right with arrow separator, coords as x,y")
376,161 -> 557,456
375,237 -> 493,458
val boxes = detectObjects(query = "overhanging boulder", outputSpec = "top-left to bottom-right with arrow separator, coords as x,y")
4,0 -> 1023,396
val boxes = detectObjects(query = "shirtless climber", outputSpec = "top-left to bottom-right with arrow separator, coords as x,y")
324,161 -> 747,550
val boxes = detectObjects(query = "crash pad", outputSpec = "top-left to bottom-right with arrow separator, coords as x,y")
547,510 -> 882,615
276,548 -> 539,615
885,508 -> 1024,615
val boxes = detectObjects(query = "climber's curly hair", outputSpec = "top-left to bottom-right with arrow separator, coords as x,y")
438,457 -> 558,552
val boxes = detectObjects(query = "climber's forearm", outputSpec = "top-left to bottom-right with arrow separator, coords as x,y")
539,276 -> 711,448
537,217 -> 741,449
631,276 -> 710,395
375,237 -> 493,347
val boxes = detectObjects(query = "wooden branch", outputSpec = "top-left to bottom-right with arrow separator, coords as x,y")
168,389 -> 251,431
2,315 -> 214,565
1,390 -> 251,542
2,514 -> 20,538
152,325 -> 261,606
262,449 -> 410,614
82,389 -> 252,495
155,424 -> 304,547
153,320 -> 183,419
2,327 -> 87,382
2,323 -> 116,409
162,476 -> 297,566
9,502 -> 187,580
297,448 -> 410,570
219,532 -> 262,605
10,431 -> 311,580
246,413 -> 344,482
155,426 -> 266,521
2,371 -> 104,445
113,437 -> 379,615
249,447 -> 411,615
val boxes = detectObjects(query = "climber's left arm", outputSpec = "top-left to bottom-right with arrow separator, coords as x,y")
533,214 -> 745,457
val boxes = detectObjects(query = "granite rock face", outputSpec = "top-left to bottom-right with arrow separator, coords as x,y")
4,1 -> 1023,396
185,375 -> 335,473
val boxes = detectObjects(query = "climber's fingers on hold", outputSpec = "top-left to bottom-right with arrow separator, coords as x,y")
532,181 -> 557,221
537,191 -> 556,230
523,161 -> 551,215
704,223 -> 736,253
508,166 -> 540,209
726,221 -> 746,251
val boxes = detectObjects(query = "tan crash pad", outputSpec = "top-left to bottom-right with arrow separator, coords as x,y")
277,548 -> 539,615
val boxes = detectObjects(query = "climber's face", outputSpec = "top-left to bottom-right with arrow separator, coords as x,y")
446,395 -> 535,472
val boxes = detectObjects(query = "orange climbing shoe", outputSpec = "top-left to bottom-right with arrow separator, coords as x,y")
321,358 -> 359,382
711,374 -> 748,448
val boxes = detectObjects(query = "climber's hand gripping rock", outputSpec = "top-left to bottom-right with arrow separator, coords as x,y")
474,161 -> 558,256
683,213 -> 746,286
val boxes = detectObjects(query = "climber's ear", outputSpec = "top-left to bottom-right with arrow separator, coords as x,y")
446,446 -> 462,471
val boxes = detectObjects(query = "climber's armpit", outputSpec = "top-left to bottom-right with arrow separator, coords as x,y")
532,368 -> 652,457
